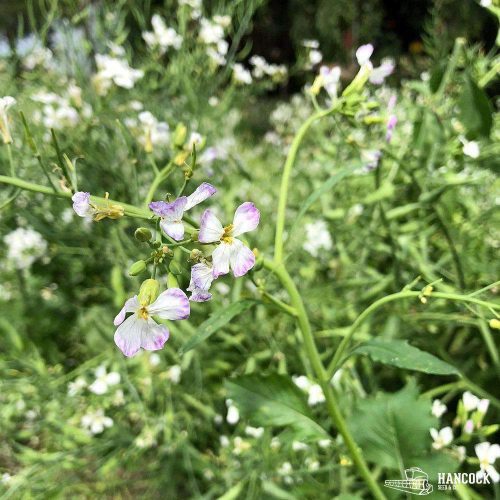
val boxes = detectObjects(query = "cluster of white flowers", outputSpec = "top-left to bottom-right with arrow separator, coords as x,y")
92,48 -> 143,95
125,111 -> 170,153
302,220 -> 333,258
249,55 -> 287,81
232,63 -> 253,85
16,34 -> 53,71
303,40 -> 323,69
31,84 -> 91,131
4,227 -> 48,270
179,0 -> 202,19
292,375 -> 325,406
143,14 -> 182,54
199,16 -> 230,67
81,408 -> 113,435
89,365 -> 121,395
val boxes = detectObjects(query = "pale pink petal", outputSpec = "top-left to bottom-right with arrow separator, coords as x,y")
369,59 -> 394,84
232,202 -> 260,237
356,44 -> 373,66
149,197 -> 187,221
184,183 -> 217,211
212,241 -> 232,277
72,191 -> 93,218
160,219 -> 185,241
114,296 -> 139,326
230,239 -> 255,277
198,209 -> 224,243
187,262 -> 214,292
140,318 -> 170,351
114,314 -> 144,357
148,288 -> 190,320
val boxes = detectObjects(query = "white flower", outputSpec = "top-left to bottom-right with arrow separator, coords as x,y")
127,111 -> 170,152
303,220 -> 333,258
305,458 -> 320,471
81,409 -> 113,435
226,404 -> 240,425
232,64 -> 252,85
430,427 -> 453,449
463,419 -> 474,434
68,377 -> 87,396
245,426 -> 264,438
199,19 -> 225,45
292,441 -> 309,451
143,15 -> 182,53
4,227 -> 48,270
0,96 -> 16,144
475,442 -> 500,483
319,439 -> 332,448
149,353 -> 161,366
480,0 -> 492,7
166,365 -> 182,384
219,435 -> 230,447
318,65 -> 341,98
292,375 -> 325,406
88,365 -> 121,395
1,473 -> 12,485
431,399 -> 447,418
308,49 -> 323,66
233,436 -> 251,454
477,398 -> 490,414
93,54 -> 143,94
463,391 -> 480,411
462,140 -> 480,158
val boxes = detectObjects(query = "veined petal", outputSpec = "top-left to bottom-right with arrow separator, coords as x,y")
232,202 -> 260,237
185,183 -> 217,211
230,239 -> 255,277
149,197 -> 187,221
188,262 -> 214,292
212,241 -> 232,277
189,289 -> 212,302
141,318 -> 170,351
114,295 -> 139,326
72,191 -> 93,218
160,219 -> 185,241
114,314 -> 144,357
198,209 -> 224,243
148,288 -> 190,320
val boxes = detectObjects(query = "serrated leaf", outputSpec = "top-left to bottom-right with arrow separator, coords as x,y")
179,299 -> 256,354
349,382 -> 459,476
350,339 -> 459,375
225,374 -> 329,440
458,74 -> 493,139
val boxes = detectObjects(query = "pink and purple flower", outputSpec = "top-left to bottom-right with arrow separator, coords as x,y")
187,261 -> 215,302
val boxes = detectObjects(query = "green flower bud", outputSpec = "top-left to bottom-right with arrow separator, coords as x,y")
342,64 -> 371,97
168,261 -> 183,276
138,279 -> 160,306
173,123 -> 187,148
167,273 -> 179,289
189,248 -> 203,262
135,227 -> 152,242
128,260 -> 147,276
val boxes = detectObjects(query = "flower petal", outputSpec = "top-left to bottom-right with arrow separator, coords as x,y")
355,44 -> 373,66
160,219 -> 185,241
188,262 -> 214,292
189,289 -> 212,302
198,209 -> 224,243
114,314 -> 144,357
149,197 -> 187,221
369,59 -> 394,84
184,182 -> 217,211
148,288 -> 190,320
114,295 -> 139,326
230,239 -> 255,277
140,318 -> 170,351
212,242 -> 232,277
232,202 -> 260,237
72,191 -> 92,218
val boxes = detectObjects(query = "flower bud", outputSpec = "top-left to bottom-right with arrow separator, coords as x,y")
135,227 -> 152,242
168,261 -> 183,276
342,63 -> 371,97
128,260 -> 147,276
138,279 -> 160,306
189,249 -> 203,262
489,318 -> 500,330
167,273 -> 179,289
173,123 -> 187,148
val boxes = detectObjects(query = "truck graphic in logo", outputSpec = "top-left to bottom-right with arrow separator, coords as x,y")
384,467 -> 433,495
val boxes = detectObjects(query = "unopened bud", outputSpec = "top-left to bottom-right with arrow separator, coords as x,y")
489,318 -> 500,330
138,279 -> 160,306
189,248 -> 203,262
128,260 -> 147,276
135,227 -> 152,242
173,123 -> 187,148
167,273 -> 179,289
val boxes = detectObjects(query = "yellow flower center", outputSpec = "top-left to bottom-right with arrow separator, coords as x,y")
138,306 -> 149,320
221,224 -> 234,244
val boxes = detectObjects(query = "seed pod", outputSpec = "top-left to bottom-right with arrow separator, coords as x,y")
135,227 -> 152,242
128,260 -> 147,276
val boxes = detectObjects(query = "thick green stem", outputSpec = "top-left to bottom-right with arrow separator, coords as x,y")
0,175 -> 151,220
264,259 -> 386,500
274,107 -> 334,263
143,162 -> 175,208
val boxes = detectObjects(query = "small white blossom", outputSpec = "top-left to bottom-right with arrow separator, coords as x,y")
302,220 -> 333,258
431,399 -> 447,418
477,399 -> 490,414
463,391 -> 480,411
430,427 -> 453,449
88,365 -> 121,395
475,442 -> 500,483
166,365 -> 182,384
232,64 -> 252,85
68,377 -> 87,396
292,441 -> 309,451
81,409 -> 113,435
245,426 -> 264,438
143,15 -> 182,53
462,140 -> 480,159
4,227 -> 48,270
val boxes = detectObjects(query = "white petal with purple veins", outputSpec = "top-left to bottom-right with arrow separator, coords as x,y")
148,288 -> 190,320
160,219 -> 185,241
114,314 -> 144,357
212,241 -> 232,277
232,202 -> 260,237
198,209 -> 224,243
72,191 -> 93,218
188,262 -> 214,291
185,183 -> 216,211
140,319 -> 170,351
114,296 -> 139,326
230,239 -> 255,277
189,289 -> 212,302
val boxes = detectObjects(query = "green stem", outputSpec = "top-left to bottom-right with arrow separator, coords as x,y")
143,162 -> 175,208
0,175 -> 151,220
264,258 -> 386,500
274,107 -> 335,263
326,289 -> 500,378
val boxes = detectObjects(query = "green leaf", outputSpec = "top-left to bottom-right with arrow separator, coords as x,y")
225,374 -> 329,440
350,339 -> 459,375
349,382 -> 459,476
179,299 -> 256,354
458,74 -> 493,139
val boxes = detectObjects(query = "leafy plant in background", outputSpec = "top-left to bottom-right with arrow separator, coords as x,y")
0,0 -> 499,498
